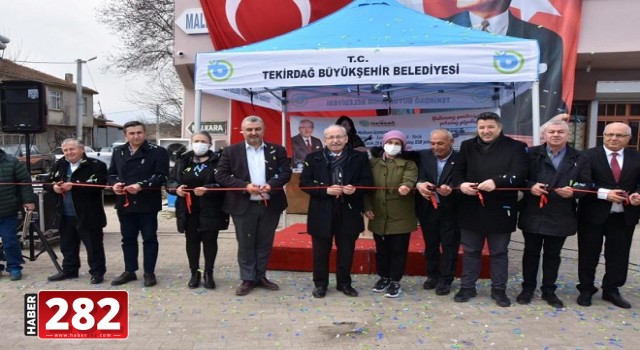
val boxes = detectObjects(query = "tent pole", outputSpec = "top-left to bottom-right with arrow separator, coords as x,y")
195,89 -> 202,132
281,98 -> 288,228
531,81 -> 541,146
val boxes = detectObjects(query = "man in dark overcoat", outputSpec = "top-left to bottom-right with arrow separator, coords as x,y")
451,112 -> 529,307
300,125 -> 373,298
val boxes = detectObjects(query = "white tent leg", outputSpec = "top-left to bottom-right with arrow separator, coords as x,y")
195,89 -> 203,132
281,101 -> 288,229
531,81 -> 541,146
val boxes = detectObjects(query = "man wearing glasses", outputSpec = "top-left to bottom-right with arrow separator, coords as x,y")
291,119 -> 323,169
577,122 -> 640,308
300,125 -> 373,298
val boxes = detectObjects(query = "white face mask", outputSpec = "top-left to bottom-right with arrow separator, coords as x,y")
192,142 -> 210,156
384,144 -> 402,156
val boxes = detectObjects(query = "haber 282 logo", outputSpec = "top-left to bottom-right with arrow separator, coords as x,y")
25,290 -> 128,339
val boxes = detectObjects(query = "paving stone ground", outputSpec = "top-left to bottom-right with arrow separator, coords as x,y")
1,197 -> 639,349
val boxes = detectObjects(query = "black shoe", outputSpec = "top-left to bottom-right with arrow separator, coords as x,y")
454,288 -> 477,302
257,277 -> 279,291
204,270 -> 215,289
111,271 -> 137,286
90,274 -> 104,284
577,291 -> 594,307
384,282 -> 401,298
47,271 -> 79,282
188,271 -> 201,289
372,278 -> 391,293
490,288 -> 511,307
423,277 -> 438,290
337,285 -> 359,297
312,286 -> 327,298
516,290 -> 534,305
541,291 -> 565,308
602,290 -> 631,309
143,272 -> 157,287
435,282 -> 452,296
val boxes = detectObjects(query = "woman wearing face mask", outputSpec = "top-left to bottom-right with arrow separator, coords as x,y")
166,131 -> 229,289
364,130 -> 418,298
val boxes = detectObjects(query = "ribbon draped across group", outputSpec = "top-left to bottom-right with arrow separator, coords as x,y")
7,182 -> 616,213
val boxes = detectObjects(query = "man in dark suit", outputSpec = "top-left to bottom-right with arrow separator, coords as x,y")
516,120 -> 592,308
46,139 -> 108,284
446,0 -> 565,134
415,129 -> 460,296
291,119 -> 323,169
300,125 -> 373,298
108,121 -> 169,288
215,115 -> 292,296
577,122 -> 640,309
451,112 -> 529,307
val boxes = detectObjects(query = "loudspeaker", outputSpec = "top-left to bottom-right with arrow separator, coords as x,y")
0,80 -> 47,133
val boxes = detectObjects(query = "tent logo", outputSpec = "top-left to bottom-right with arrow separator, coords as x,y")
207,60 -> 234,82
493,51 -> 525,74
291,95 -> 309,107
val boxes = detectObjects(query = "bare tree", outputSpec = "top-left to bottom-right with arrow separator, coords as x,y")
97,0 -> 182,125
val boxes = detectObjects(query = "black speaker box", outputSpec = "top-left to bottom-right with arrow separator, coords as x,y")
0,80 -> 47,133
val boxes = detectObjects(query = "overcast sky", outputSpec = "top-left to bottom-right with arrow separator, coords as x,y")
0,0 -> 154,125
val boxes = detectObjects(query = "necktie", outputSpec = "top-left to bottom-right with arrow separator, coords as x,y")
481,20 -> 490,32
305,139 -> 312,152
611,152 -> 621,183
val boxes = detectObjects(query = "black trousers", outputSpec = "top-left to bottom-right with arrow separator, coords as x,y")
577,213 -> 635,293
418,206 -> 460,284
373,233 -> 410,282
184,212 -> 219,272
521,231 -> 567,293
60,215 -> 106,276
312,208 -> 358,288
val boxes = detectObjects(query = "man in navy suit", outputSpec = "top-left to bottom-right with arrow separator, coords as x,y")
446,0 -> 565,134
577,122 -> 640,309
215,115 -> 292,296
415,129 -> 460,296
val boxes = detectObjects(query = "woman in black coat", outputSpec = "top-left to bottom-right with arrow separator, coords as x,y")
336,115 -> 366,149
166,131 -> 229,289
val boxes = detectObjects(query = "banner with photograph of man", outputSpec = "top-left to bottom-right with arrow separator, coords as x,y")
289,108 -> 496,170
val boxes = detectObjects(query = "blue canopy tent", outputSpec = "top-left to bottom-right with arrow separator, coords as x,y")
194,0 -> 541,141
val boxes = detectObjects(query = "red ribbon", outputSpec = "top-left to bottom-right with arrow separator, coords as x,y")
123,193 -> 130,207
430,195 -> 439,209
539,194 -> 548,208
477,191 -> 485,207
185,192 -> 192,214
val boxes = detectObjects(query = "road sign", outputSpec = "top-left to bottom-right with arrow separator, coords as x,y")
187,121 -> 227,135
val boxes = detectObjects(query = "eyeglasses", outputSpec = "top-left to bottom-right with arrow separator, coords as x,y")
603,133 -> 631,138
325,135 -> 347,140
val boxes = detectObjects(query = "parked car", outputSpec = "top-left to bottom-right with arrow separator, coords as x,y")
0,144 -> 56,174
51,146 -> 112,167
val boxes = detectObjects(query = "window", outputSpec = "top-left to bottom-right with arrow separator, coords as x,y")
49,90 -> 62,110
83,96 -> 89,116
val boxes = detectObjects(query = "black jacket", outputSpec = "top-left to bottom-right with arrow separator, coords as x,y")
166,150 -> 229,233
452,134 -> 529,233
215,142 -> 291,216
300,147 -> 373,239
107,140 -> 169,212
518,144 -> 592,237
415,149 -> 458,214
578,146 -> 640,226
46,155 -> 107,229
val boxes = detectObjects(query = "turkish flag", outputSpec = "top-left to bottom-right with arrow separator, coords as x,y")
200,0 -> 352,145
